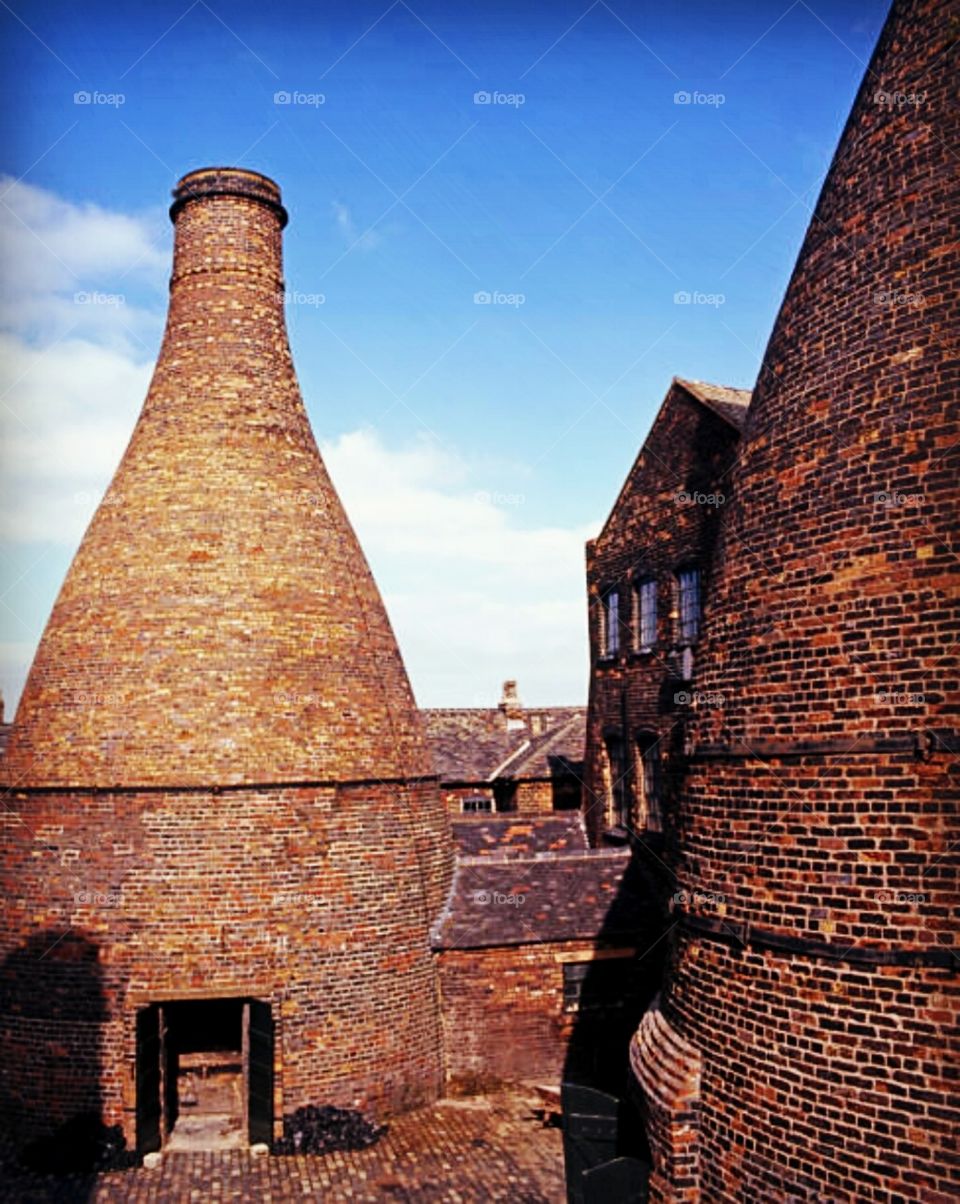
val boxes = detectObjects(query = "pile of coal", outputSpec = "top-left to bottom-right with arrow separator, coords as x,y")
20,1114 -> 138,1174
272,1104 -> 387,1156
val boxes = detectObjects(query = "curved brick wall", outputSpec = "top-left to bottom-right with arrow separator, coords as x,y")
1,779 -> 451,1143
6,167 -> 431,787
0,168 -> 453,1146
638,2 -> 959,1200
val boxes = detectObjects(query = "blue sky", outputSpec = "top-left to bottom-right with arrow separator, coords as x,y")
0,0 -> 888,712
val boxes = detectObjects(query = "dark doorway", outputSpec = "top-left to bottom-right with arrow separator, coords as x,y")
136,997 -> 273,1153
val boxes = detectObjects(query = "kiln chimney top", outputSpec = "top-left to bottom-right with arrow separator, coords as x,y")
170,166 -> 288,227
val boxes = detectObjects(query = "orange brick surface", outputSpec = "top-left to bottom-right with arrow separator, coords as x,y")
0,168 -> 453,1148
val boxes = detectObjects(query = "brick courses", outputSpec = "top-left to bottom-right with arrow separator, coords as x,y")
0,168 -> 453,1149
627,2 -> 960,1199
584,376 -> 748,848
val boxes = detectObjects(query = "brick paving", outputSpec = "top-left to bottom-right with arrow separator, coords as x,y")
0,1093 -> 565,1203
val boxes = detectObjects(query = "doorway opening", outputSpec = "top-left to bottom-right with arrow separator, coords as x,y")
136,997 -> 274,1154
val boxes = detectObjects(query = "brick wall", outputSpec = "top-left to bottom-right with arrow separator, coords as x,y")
584,380 -> 744,847
0,168 -> 453,1149
1,778 -> 451,1146
437,942 -> 642,1090
634,1 -> 960,1199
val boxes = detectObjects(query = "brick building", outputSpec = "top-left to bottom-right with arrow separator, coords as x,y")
423,680 -> 585,815
0,169 -> 453,1153
584,377 -> 749,851
434,834 -> 660,1095
599,1 -> 958,1200
422,678 -> 657,1099
0,169 -> 648,1166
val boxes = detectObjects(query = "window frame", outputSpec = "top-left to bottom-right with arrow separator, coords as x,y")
599,585 -> 621,659
461,794 -> 493,814
635,731 -> 663,833
633,574 -> 658,651
602,729 -> 630,829
675,564 -> 702,646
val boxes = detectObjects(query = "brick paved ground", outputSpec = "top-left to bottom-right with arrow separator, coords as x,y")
0,1093 -> 565,1203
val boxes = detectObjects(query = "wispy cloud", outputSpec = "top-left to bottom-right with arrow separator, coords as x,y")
332,200 -> 381,251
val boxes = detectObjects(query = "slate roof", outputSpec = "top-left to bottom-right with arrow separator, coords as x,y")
451,814 -> 589,859
675,377 -> 751,431
433,848 -> 659,949
421,706 -> 585,782
496,712 -> 586,780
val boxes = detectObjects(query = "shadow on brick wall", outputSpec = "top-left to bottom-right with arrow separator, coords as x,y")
0,928 -> 121,1196
562,850 -> 666,1165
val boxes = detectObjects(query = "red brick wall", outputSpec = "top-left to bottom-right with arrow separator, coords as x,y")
437,943 -> 638,1089
1,779 -> 451,1146
668,935 -> 956,1201
584,382 -> 743,846
0,169 -> 453,1148
637,1 -> 960,1199
440,778 -> 569,816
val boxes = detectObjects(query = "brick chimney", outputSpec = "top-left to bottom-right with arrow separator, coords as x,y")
6,166 -> 432,788
632,3 -> 959,1199
498,679 -> 526,731
1,168 -> 453,1151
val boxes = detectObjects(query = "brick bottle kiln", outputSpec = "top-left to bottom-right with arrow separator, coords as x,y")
632,1 -> 958,1200
0,168 -> 453,1153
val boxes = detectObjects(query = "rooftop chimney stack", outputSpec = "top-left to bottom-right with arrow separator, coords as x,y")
499,679 -> 526,730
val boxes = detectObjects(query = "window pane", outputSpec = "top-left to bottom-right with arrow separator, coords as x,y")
637,578 -> 657,647
605,735 -> 629,827
462,795 -> 492,814
637,736 -> 662,832
678,568 -> 700,644
603,590 -> 620,656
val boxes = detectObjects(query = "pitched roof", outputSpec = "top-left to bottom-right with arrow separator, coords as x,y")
675,377 -> 752,430
432,848 -> 660,949
503,712 -> 586,779
593,376 -> 751,548
421,706 -> 585,782
451,814 -> 589,859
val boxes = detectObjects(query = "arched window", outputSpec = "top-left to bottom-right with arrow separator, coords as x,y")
600,587 -> 621,658
602,731 -> 630,828
635,731 -> 662,833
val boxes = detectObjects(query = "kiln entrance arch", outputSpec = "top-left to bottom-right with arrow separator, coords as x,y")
136,997 -> 273,1152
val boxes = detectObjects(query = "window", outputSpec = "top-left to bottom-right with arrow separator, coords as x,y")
600,588 -> 620,657
562,959 -> 637,1013
461,795 -> 492,814
493,781 -> 518,812
634,577 -> 657,649
636,733 -> 662,833
603,732 -> 630,828
676,566 -> 701,645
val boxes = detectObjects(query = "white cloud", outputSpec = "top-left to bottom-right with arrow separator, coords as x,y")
322,428 -> 594,705
0,176 -> 166,546
0,176 -> 168,345
0,180 -> 593,714
0,332 -> 151,543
